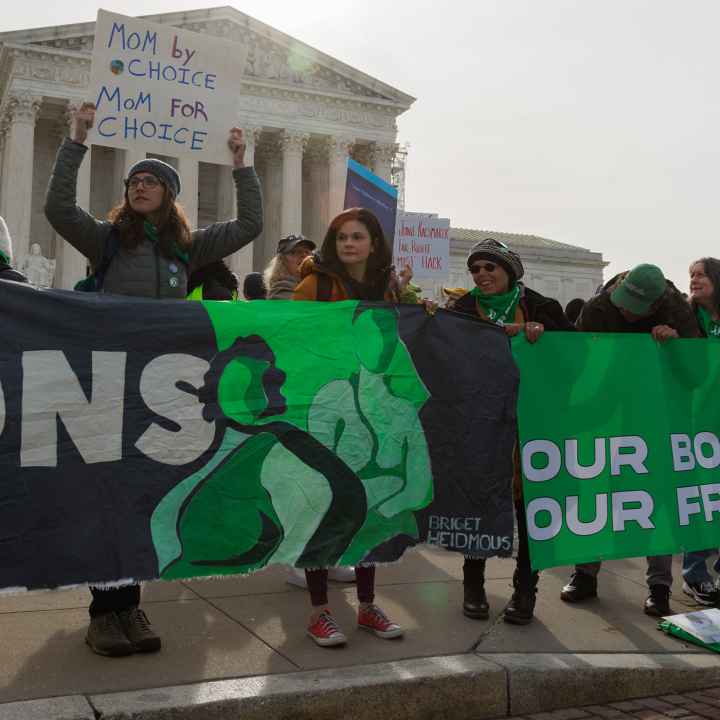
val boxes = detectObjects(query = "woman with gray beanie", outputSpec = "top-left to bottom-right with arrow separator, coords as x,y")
453,238 -> 573,625
44,102 -> 263,658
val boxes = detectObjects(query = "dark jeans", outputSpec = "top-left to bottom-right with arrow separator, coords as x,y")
464,500 -> 537,589
306,566 -> 375,606
89,584 -> 141,618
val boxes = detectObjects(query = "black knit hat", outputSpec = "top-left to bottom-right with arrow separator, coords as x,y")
126,158 -> 181,198
467,239 -> 524,281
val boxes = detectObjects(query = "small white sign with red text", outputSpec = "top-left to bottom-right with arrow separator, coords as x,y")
393,211 -> 450,279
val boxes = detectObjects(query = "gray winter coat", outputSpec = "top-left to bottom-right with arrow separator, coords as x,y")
45,139 -> 263,299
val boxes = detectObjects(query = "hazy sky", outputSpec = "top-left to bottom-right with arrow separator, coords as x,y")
5,0 -> 719,290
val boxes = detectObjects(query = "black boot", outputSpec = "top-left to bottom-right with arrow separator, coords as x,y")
503,570 -> 539,625
644,584 -> 672,617
560,571 -> 598,603
463,557 -> 489,620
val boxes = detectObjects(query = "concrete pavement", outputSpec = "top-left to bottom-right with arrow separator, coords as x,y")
1,548 -> 719,718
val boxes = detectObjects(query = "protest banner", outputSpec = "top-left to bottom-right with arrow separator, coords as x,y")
514,333 -> 720,571
344,159 -> 398,246
393,211 -> 450,278
87,10 -> 245,164
0,283 -> 516,592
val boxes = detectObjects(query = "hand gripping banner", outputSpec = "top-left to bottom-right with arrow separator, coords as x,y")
0,282 -> 517,591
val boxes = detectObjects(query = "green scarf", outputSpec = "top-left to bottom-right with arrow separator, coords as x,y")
144,220 -> 159,244
697,306 -> 720,338
144,221 -> 190,265
470,284 -> 521,326
0,250 -> 9,266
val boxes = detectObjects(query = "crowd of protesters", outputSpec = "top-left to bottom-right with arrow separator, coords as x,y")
0,101 -> 718,657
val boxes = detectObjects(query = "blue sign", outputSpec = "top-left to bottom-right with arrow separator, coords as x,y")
344,159 -> 398,248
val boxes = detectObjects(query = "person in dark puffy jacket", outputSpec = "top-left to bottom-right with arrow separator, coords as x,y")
0,217 -> 28,284
561,263 -> 698,618
44,102 -> 263,659
453,238 -> 574,626
45,102 -> 263,300
574,265 -> 698,340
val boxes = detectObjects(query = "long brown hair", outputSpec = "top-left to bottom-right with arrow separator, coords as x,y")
690,257 -> 720,314
320,207 -> 392,300
107,186 -> 192,258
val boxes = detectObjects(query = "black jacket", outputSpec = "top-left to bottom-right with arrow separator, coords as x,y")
0,262 -> 28,284
454,284 -> 575,331
578,272 -> 699,338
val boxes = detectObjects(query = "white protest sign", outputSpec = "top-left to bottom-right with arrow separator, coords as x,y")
393,211 -> 450,279
664,609 -> 720,644
87,10 -> 245,164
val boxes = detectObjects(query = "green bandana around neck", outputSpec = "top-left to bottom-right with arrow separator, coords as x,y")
470,284 -> 521,326
143,220 -> 190,266
143,220 -> 159,244
697,306 -> 720,338
0,250 -> 9,265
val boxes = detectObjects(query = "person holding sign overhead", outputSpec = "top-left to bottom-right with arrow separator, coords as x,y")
44,101 -> 263,657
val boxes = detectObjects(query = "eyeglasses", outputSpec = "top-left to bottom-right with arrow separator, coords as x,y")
469,262 -> 498,273
126,175 -> 162,190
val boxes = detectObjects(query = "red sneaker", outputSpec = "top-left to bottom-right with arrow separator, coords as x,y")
357,604 -> 404,639
306,610 -> 347,647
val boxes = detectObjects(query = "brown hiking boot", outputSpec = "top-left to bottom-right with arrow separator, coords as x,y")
117,607 -> 161,653
86,612 -> 134,657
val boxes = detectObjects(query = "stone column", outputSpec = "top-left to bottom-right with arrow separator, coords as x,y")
0,117 -> 9,218
280,130 -> 308,237
303,142 -> 329,241
54,110 -> 89,289
257,145 -> 282,272
2,93 -> 42,262
226,126 -> 261,280
371,142 -> 396,183
326,136 -> 354,221
123,148 -> 147,178
177,157 -> 199,227
110,147 -> 147,203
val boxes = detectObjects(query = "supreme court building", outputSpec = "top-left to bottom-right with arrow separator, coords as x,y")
0,6 -> 413,288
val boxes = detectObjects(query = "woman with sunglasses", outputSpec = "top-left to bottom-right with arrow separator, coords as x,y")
453,238 -> 574,625
292,207 -> 404,647
44,102 -> 263,658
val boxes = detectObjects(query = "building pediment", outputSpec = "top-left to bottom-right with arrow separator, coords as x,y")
0,6 -> 414,111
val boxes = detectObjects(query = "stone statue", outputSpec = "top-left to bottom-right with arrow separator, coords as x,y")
21,243 -> 56,288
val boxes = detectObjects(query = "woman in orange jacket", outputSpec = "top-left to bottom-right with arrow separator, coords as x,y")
292,207 -> 403,647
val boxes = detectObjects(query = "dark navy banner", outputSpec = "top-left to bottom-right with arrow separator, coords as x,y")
0,280 -> 517,591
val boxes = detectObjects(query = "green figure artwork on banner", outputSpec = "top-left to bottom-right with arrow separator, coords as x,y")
151,300 -> 434,578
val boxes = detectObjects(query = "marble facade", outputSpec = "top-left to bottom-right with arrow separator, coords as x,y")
0,7 -> 413,288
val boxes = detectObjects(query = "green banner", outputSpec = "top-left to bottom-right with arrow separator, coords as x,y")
514,333 -> 720,571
